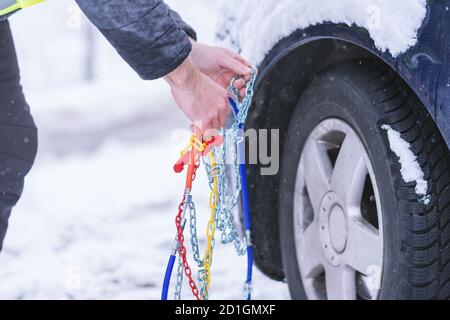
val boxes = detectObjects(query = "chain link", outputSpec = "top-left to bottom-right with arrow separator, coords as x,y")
205,71 -> 257,255
199,152 -> 220,299
187,195 -> 203,268
176,161 -> 201,300
173,70 -> 257,300
174,253 -> 184,300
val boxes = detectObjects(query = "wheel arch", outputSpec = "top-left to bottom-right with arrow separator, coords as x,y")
247,34 -> 437,281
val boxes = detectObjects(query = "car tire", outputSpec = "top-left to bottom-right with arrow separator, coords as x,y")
279,59 -> 450,300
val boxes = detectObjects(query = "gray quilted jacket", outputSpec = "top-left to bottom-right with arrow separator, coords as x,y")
2,0 -> 196,80
76,0 -> 197,80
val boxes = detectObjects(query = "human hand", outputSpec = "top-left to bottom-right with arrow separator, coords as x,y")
165,57 -> 229,137
189,40 -> 253,96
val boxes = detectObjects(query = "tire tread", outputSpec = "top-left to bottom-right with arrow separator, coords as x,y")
351,60 -> 450,300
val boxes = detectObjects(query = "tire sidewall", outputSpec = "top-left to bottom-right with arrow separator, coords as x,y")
279,72 -> 404,300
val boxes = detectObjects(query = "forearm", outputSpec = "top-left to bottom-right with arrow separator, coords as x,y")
76,0 -> 194,80
165,57 -> 197,88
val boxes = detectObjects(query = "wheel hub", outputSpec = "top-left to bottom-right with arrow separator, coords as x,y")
329,205 -> 347,253
319,192 -> 348,266
293,119 -> 384,300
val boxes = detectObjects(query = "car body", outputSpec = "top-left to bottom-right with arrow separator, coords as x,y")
220,0 -> 449,146
218,0 -> 450,297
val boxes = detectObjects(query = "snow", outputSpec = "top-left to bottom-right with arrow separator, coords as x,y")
382,125 -> 430,204
218,0 -> 428,65
0,0 -> 289,300
0,138 -> 288,299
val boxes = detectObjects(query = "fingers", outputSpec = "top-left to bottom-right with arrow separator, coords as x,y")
191,121 -> 223,141
190,123 -> 203,144
218,100 -> 230,129
234,78 -> 247,90
212,118 -> 221,132
216,92 -> 230,131
230,79 -> 248,100
222,49 -> 258,81
223,48 -> 252,68
190,97 -> 229,141
177,67 -> 232,140
219,50 -> 257,97
192,122 -> 215,141
221,53 -> 252,77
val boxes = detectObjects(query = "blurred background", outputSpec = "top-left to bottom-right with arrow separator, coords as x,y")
0,0 -> 288,299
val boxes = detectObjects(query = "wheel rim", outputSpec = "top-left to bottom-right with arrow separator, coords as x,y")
293,118 -> 384,300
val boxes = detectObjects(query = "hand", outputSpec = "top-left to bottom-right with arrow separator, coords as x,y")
189,40 -> 253,96
165,57 -> 229,137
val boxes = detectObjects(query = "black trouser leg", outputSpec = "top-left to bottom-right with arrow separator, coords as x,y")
0,20 -> 38,251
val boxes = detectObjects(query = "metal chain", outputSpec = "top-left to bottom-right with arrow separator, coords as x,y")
187,195 -> 203,268
174,253 -> 184,300
199,152 -> 220,299
173,70 -> 257,300
205,71 -> 257,255
198,269 -> 208,300
176,161 -> 201,300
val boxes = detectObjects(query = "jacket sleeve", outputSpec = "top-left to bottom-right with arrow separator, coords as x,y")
168,9 -> 197,41
76,0 -> 196,80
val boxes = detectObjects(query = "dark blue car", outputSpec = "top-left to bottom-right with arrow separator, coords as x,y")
220,0 -> 450,300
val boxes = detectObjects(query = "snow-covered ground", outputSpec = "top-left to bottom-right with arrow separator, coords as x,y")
0,0 -> 289,299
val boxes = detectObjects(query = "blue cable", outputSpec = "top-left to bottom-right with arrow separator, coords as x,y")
229,97 -> 240,115
161,254 -> 176,300
240,162 -> 253,300
230,97 -> 253,300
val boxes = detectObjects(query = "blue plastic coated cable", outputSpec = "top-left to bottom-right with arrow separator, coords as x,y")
230,97 -> 253,300
161,254 -> 176,300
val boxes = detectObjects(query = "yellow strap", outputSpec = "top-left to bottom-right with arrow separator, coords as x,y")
180,135 -> 207,157
201,152 -> 218,299
0,0 -> 44,16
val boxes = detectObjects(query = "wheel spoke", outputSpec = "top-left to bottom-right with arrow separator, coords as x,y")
297,219 -> 323,278
303,139 -> 332,213
331,134 -> 367,206
325,266 -> 356,300
294,119 -> 385,300
346,219 -> 383,275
